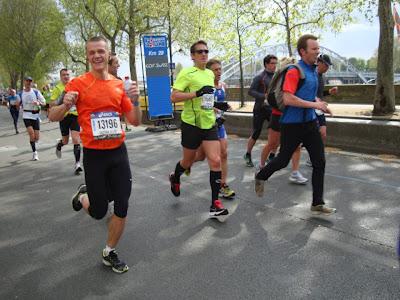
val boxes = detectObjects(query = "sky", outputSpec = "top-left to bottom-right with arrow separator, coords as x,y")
118,15 -> 381,79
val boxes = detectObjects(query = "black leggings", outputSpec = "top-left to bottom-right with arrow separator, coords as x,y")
83,143 -> 132,219
256,120 -> 325,206
251,107 -> 271,140
10,107 -> 19,127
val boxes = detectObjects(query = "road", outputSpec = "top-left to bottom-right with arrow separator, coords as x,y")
0,106 -> 399,299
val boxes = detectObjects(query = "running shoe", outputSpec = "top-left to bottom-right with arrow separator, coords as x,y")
220,184 -> 235,199
209,200 -> 229,217
289,171 -> 308,185
102,249 -> 129,274
243,153 -> 254,167
310,204 -> 337,215
71,184 -> 86,211
55,139 -> 62,159
32,151 -> 39,161
184,167 -> 191,176
306,159 -> 312,167
169,173 -> 180,197
254,171 -> 264,197
74,162 -> 83,175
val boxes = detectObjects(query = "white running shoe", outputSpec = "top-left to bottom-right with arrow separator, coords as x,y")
289,171 -> 308,185
32,151 -> 39,161
55,139 -> 62,159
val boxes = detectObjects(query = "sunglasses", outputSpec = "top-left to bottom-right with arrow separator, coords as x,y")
193,49 -> 209,54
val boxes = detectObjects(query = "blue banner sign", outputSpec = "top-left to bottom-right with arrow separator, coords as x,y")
142,35 -> 172,120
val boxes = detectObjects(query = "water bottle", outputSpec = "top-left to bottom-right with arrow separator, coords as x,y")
124,76 -> 132,98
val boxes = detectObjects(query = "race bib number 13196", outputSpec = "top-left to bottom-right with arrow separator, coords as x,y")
91,111 -> 122,140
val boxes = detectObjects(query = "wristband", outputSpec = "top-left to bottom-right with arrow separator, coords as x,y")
132,100 -> 139,107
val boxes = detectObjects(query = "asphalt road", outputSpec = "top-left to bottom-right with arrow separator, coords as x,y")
0,106 -> 399,299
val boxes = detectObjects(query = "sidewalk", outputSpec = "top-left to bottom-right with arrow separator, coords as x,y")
230,102 -> 400,120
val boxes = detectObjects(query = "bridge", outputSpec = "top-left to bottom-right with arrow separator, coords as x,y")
221,44 -> 400,86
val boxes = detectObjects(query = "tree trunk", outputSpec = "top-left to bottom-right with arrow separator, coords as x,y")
85,57 -> 90,72
373,0 -> 395,115
128,31 -> 138,82
9,71 -> 18,89
238,35 -> 245,108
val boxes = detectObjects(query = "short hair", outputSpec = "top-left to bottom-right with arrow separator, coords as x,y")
108,53 -> 118,66
59,68 -> 69,75
190,40 -> 208,54
206,58 -> 221,69
263,54 -> 277,66
86,36 -> 109,50
297,34 -> 318,56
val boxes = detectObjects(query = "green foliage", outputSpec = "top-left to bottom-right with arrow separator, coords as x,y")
0,0 -> 65,87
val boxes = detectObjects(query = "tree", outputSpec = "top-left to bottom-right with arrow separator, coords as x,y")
373,0 -> 395,114
249,0 -> 362,56
0,0 -> 65,88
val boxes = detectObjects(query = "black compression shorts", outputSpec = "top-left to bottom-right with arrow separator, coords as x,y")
83,143 -> 132,219
268,114 -> 281,132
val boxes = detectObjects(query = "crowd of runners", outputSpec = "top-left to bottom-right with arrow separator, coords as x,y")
2,33 -> 339,274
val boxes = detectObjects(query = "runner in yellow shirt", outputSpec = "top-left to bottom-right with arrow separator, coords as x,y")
50,68 -> 82,175
169,40 -> 230,220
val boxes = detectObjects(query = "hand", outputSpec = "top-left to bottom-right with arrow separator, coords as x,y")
329,87 -> 338,95
195,85 -> 214,97
324,106 -> 333,116
127,81 -> 139,101
63,91 -> 78,109
213,101 -> 230,111
314,101 -> 329,113
315,97 -> 322,102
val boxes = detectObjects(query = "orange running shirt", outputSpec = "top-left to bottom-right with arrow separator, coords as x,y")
65,72 -> 133,149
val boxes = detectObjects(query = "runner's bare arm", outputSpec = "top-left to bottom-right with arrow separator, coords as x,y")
171,89 -> 196,102
124,83 -> 141,126
49,91 -> 78,121
171,86 -> 214,103
283,92 -> 329,112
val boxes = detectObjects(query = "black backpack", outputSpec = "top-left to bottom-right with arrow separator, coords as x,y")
266,63 -> 305,111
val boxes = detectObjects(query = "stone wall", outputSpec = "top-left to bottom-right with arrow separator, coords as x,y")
146,112 -> 400,156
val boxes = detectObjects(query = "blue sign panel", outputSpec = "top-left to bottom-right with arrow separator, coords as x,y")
142,35 -> 172,120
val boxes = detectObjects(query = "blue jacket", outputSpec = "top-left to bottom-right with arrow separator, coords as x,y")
280,60 -> 317,124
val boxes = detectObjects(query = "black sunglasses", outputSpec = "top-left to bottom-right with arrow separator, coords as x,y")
193,49 -> 209,54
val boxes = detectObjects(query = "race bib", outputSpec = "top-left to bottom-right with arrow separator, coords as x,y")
201,93 -> 215,110
90,111 -> 122,140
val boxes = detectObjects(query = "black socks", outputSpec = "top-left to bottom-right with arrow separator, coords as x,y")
30,141 -> 36,152
210,170 -> 222,204
74,144 -> 81,163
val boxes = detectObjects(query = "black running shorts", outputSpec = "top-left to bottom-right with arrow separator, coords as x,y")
60,114 -> 80,136
317,114 -> 326,127
268,114 -> 281,132
83,143 -> 132,219
181,121 -> 219,150
23,118 -> 40,130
